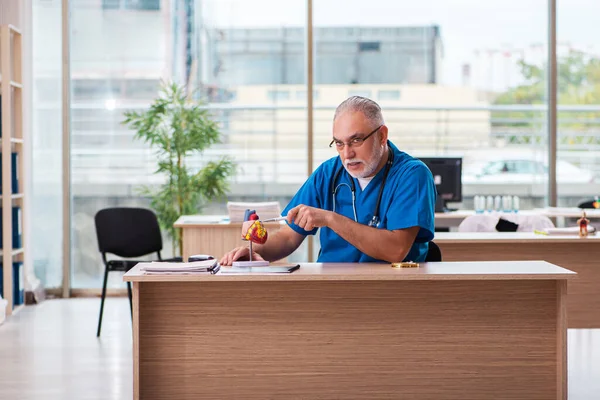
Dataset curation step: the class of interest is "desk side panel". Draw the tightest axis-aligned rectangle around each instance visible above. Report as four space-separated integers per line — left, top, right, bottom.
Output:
138 280 559 400
438 241 600 328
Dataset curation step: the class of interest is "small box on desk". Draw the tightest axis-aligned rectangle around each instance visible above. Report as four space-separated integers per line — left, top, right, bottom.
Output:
0 262 25 305
0 152 19 194
0 206 22 249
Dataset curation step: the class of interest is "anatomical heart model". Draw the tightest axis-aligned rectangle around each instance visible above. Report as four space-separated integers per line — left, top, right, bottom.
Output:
237 209 269 266
242 214 268 244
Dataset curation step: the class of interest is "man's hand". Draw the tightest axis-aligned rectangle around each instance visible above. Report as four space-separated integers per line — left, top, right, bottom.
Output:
220 246 266 266
286 205 333 232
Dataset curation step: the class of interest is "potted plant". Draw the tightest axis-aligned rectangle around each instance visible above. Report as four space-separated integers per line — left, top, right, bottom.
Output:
122 82 236 256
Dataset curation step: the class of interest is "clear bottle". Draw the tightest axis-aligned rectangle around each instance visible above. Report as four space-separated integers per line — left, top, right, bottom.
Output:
486 196 494 212
494 195 502 211
474 196 483 213
513 195 520 213
502 195 512 212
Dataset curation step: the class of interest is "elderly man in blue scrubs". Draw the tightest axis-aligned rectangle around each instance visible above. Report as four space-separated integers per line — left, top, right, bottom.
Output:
220 96 436 265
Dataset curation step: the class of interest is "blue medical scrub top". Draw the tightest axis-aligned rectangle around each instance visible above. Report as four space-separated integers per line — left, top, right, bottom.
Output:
282 141 436 263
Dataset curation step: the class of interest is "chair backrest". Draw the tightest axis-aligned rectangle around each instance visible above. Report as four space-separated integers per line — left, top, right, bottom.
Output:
94 207 163 258
458 214 554 233
578 200 596 209
425 241 442 262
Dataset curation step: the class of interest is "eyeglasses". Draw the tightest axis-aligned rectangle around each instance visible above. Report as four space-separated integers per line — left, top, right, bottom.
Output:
329 125 382 150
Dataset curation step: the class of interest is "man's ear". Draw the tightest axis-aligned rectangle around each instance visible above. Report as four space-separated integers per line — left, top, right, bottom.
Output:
379 125 389 145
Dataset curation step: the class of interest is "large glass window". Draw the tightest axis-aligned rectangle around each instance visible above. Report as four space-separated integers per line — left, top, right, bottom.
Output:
32 0 63 288
70 0 306 288
314 0 548 213
557 0 600 208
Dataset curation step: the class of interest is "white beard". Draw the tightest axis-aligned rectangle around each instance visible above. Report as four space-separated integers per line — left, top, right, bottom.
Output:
344 145 386 178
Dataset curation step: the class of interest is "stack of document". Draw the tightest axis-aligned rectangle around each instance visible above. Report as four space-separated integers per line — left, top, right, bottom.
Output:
541 226 596 235
227 201 281 222
139 259 220 275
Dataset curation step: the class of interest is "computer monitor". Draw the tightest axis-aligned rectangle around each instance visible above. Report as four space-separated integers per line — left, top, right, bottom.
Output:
418 157 462 212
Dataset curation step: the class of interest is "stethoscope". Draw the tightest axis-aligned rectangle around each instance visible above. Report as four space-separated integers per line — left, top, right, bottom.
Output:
331 149 394 228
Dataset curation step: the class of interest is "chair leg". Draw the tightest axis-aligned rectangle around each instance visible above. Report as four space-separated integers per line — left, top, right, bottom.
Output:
97 264 110 337
127 282 133 320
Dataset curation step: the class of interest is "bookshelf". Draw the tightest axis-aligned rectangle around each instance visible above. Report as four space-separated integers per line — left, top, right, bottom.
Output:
0 24 24 318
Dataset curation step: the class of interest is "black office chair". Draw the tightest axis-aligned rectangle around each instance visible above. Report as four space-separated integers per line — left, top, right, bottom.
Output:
425 241 442 262
94 207 181 337
578 200 597 209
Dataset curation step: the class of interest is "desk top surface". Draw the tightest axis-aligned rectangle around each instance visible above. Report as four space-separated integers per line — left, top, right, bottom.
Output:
434 232 600 243
124 260 574 283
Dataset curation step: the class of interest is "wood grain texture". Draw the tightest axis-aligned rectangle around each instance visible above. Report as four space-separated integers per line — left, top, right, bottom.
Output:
557 280 567 400
435 232 600 243
133 283 140 400
438 241 599 328
136 279 563 399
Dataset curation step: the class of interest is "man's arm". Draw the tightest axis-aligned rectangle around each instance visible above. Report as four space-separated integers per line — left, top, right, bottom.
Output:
327 213 419 262
253 224 305 261
220 224 305 265
286 204 419 262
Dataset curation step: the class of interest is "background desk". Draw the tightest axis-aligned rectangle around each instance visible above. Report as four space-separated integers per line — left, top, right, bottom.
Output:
125 261 573 400
174 215 284 261
435 232 600 328
436 208 600 228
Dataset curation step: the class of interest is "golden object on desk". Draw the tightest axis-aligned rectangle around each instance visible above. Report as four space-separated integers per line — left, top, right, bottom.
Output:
578 211 590 237
391 261 419 268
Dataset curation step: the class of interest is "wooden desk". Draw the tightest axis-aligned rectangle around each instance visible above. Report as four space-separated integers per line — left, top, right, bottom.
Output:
435 232 600 328
174 215 284 261
435 208 600 228
125 261 573 400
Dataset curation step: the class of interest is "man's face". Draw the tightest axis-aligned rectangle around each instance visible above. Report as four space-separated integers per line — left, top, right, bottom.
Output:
332 111 387 178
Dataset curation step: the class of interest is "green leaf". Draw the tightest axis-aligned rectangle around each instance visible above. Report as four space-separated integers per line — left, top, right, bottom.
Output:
121 81 237 256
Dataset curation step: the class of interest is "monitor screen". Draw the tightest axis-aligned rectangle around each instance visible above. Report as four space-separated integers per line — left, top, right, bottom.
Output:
419 157 462 203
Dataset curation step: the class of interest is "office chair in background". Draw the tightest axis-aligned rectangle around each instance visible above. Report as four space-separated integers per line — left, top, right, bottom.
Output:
425 241 442 262
578 200 598 209
94 207 181 337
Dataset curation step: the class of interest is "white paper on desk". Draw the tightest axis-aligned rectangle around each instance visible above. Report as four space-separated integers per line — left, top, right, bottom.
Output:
220 264 299 274
140 259 218 273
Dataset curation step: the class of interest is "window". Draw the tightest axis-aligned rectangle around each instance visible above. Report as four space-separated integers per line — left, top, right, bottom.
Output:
358 41 380 52
102 0 160 10
296 90 319 100
348 90 372 98
267 90 290 101
378 90 401 101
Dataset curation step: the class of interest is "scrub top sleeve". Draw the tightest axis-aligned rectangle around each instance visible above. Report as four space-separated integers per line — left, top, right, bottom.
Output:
282 168 324 236
386 162 435 242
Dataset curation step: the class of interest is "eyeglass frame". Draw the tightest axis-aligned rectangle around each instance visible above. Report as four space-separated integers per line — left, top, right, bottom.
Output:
329 125 383 149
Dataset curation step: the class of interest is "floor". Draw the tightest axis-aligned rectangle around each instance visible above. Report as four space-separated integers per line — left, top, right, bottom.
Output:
0 299 132 400
0 298 598 399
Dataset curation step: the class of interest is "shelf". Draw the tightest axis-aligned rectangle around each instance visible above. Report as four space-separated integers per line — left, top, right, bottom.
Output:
0 138 24 145
1 23 25 319
0 193 24 200
0 248 24 257
0 79 22 89
8 25 21 36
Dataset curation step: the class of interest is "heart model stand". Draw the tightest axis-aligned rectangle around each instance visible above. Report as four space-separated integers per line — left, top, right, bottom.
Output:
238 210 269 266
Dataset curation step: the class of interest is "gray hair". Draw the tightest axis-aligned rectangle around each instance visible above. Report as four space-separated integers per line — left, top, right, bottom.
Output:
333 96 385 126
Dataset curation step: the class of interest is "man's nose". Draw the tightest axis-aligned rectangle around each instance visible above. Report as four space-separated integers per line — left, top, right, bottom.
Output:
342 144 355 159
